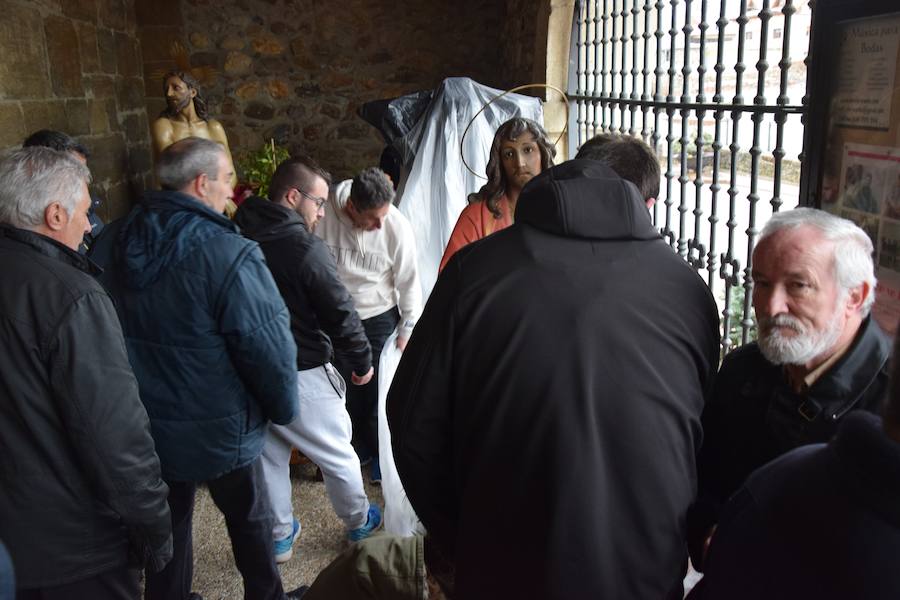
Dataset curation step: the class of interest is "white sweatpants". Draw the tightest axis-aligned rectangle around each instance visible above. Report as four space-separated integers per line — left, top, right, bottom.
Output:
261 363 369 538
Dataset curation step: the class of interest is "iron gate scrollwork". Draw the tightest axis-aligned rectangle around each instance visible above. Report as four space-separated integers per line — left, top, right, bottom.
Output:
569 0 812 354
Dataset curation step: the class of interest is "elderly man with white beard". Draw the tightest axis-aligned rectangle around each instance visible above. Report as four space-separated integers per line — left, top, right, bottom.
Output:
687 207 891 572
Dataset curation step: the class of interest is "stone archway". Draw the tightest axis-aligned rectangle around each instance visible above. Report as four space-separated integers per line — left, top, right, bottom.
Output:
533 0 577 160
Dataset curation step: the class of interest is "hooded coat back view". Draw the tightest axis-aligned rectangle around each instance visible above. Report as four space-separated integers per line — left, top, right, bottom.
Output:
388 160 720 600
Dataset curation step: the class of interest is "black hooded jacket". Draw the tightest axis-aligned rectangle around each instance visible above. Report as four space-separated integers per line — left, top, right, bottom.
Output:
689 411 900 600
388 160 720 600
234 196 372 374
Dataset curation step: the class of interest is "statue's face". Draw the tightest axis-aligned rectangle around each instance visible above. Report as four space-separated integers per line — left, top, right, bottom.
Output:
165 75 195 113
499 131 542 192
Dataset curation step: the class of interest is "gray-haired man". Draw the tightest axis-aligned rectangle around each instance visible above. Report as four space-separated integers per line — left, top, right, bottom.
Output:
0 147 172 598
689 207 891 570
91 137 305 600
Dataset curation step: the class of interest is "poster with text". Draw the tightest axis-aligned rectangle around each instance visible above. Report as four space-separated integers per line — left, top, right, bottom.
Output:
832 17 900 130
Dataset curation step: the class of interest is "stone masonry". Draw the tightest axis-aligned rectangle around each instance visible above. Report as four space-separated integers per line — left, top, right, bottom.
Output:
0 0 152 221
135 0 542 184
1 0 554 218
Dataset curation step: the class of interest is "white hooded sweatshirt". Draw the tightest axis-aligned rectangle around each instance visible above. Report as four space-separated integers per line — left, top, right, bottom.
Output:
316 179 422 339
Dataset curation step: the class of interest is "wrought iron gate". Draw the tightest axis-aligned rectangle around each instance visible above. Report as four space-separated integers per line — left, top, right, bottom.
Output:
568 0 811 353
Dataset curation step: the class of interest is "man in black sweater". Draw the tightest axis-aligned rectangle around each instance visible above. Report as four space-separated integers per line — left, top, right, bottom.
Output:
234 156 381 563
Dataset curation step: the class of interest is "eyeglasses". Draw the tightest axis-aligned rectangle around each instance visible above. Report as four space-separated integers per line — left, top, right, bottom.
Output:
294 188 327 210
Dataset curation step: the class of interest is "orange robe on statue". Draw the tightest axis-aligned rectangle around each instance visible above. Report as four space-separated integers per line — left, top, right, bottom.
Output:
439 194 513 272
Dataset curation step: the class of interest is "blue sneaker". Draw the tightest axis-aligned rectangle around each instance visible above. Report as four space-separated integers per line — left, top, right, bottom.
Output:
370 458 381 485
348 504 382 542
274 517 300 563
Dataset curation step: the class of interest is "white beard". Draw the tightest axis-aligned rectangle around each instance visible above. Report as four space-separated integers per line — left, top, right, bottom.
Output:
757 309 844 366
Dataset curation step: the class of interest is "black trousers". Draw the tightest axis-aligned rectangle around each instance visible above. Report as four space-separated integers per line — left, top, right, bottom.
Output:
335 306 399 461
17 566 139 600
144 457 284 600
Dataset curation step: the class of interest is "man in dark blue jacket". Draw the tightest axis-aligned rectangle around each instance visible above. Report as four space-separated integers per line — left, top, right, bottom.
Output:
91 137 303 600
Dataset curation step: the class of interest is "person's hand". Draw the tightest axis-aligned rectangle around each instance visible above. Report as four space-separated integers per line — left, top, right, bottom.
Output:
396 336 409 352
351 366 374 386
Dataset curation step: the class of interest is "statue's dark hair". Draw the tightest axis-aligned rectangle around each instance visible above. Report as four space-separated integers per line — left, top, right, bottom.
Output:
160 71 208 121
473 117 556 219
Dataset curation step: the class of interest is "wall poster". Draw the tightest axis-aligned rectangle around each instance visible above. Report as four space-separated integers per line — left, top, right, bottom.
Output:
820 12 900 334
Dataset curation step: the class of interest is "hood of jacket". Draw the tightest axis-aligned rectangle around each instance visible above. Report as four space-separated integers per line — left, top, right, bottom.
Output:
118 189 236 290
233 194 308 242
515 159 661 241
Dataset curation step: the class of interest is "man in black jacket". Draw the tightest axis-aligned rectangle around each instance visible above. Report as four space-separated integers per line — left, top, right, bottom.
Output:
388 156 720 600
0 147 172 598
688 207 890 570
234 156 382 563
688 329 900 600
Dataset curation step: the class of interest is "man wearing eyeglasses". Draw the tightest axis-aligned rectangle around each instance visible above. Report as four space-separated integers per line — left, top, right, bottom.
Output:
234 156 382 563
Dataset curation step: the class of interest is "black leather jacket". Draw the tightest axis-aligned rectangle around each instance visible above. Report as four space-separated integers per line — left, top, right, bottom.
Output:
688 316 891 568
0 225 172 587
234 196 372 375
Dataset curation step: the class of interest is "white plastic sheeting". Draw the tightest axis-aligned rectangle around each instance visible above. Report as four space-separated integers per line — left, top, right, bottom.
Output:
376 329 424 536
394 76 544 301
376 77 543 536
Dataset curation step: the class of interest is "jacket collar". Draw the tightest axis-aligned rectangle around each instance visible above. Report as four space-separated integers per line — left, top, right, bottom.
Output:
807 316 891 404
140 189 238 233
232 195 308 242
515 159 660 241
0 223 101 275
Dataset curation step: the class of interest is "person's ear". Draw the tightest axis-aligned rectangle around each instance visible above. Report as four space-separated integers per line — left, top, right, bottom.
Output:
645 197 656 210
845 282 870 314
189 87 197 99
43 201 67 232
194 173 209 198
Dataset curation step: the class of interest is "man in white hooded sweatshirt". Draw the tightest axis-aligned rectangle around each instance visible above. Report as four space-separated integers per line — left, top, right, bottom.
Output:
317 167 421 480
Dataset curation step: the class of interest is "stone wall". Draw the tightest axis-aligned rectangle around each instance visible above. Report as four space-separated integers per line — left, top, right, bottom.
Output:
0 0 150 221
135 0 547 183
502 0 544 92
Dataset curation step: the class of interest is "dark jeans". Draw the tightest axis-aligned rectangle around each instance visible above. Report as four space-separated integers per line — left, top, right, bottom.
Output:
17 566 139 600
144 458 284 600
335 306 399 461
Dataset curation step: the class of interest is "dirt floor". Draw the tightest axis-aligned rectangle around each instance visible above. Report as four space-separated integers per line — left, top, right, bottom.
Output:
189 461 383 599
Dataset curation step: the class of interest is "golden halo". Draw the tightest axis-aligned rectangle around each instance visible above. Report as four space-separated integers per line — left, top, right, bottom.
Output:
460 83 570 180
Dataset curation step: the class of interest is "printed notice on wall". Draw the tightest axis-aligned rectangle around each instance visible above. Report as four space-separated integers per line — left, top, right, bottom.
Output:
832 16 900 131
830 143 900 334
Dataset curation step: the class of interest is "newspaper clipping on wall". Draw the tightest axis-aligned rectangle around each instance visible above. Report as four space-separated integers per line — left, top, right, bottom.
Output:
823 13 900 334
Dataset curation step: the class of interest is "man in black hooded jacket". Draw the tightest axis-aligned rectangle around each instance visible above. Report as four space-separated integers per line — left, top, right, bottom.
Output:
234 156 382 562
388 152 720 600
